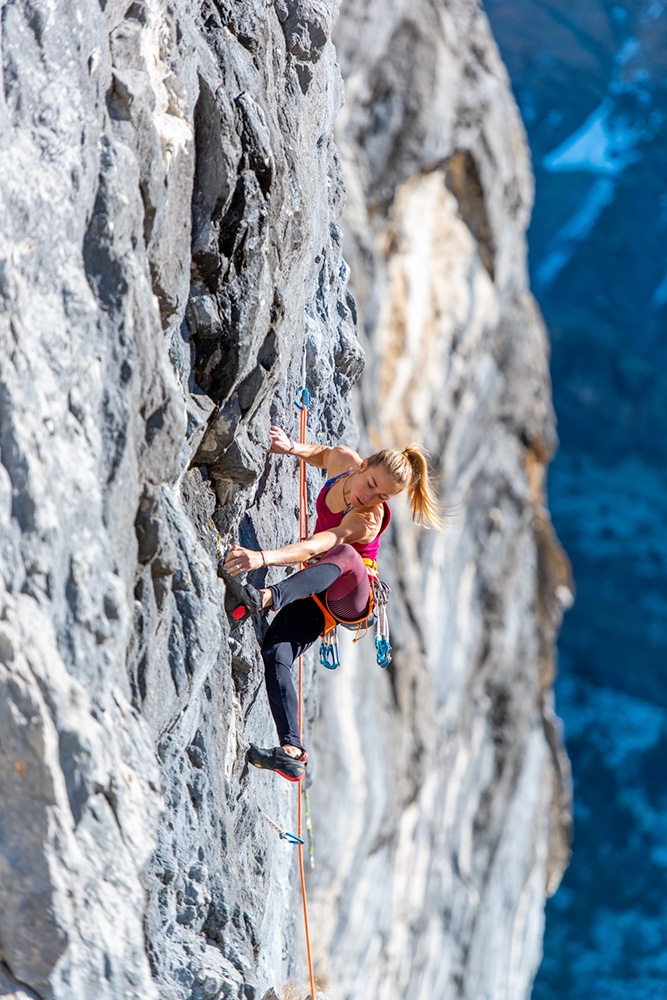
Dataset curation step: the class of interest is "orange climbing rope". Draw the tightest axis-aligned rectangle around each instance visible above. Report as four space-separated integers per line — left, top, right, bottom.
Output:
295 388 317 1000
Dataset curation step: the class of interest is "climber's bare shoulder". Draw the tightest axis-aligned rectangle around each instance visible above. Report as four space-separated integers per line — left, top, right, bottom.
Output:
324 445 362 478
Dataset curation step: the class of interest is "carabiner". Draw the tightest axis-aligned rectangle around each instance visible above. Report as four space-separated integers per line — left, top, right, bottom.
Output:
319 630 340 670
281 830 305 845
375 635 392 669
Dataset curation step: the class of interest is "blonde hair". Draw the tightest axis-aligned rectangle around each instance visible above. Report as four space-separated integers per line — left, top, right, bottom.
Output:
366 444 445 530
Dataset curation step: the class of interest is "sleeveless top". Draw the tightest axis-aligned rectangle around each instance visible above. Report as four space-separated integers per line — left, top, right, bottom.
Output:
314 471 391 564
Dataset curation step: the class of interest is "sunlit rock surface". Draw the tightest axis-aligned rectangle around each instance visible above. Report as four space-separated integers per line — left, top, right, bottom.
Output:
0 1 568 998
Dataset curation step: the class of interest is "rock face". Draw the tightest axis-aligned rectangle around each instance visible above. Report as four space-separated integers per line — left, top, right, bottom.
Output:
0 1 569 999
304 3 572 998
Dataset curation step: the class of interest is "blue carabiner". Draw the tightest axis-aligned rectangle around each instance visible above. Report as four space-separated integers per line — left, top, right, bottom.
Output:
294 385 310 411
375 635 392 669
281 830 305 845
319 639 341 670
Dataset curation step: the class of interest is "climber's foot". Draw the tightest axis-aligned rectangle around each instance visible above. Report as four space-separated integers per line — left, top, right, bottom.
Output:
217 563 264 625
246 744 308 782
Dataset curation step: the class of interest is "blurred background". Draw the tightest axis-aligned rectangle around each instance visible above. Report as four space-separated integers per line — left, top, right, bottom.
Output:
483 1 667 997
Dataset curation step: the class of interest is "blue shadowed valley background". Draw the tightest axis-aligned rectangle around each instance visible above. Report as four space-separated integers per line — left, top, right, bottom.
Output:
484 1 667 997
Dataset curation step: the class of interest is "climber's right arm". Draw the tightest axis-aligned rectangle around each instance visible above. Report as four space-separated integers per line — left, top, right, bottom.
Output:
269 426 361 472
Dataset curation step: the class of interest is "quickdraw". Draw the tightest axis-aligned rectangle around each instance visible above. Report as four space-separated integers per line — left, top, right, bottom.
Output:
372 579 392 668
257 806 304 846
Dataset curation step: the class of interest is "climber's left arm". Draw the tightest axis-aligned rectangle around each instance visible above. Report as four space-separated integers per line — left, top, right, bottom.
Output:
224 506 383 573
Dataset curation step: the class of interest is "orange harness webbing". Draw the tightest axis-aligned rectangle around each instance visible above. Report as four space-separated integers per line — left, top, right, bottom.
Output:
311 556 378 637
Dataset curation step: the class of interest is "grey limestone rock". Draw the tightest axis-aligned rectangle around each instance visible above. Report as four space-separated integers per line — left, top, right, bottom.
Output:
0 0 569 999
0 0 350 996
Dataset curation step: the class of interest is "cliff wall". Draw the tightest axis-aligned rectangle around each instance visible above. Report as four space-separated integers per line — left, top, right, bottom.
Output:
0 1 569 999
306 3 573 997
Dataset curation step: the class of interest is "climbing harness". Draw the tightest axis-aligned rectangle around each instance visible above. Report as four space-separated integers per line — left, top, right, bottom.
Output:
312 583 376 639
258 806 304 846
313 563 393 671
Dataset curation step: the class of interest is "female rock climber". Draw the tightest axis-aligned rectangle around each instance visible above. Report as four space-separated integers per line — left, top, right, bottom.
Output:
219 426 443 782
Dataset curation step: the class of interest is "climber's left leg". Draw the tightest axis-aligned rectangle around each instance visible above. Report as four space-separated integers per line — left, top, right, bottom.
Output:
266 561 340 611
260 597 324 750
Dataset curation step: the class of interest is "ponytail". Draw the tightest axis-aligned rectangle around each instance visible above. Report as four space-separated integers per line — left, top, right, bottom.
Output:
366 443 446 530
402 444 446 530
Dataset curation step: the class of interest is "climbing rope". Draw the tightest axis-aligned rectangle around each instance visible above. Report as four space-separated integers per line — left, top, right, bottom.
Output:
294 385 317 1000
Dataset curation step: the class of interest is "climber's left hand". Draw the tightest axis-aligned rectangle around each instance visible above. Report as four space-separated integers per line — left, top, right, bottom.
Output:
223 544 264 575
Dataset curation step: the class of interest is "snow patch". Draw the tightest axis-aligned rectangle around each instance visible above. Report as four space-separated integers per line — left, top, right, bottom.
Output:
543 99 642 175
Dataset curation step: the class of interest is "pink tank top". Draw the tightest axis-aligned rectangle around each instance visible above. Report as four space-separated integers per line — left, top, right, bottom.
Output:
314 472 391 564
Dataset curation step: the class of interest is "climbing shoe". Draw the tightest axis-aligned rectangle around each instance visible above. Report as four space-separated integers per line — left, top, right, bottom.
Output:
217 563 264 626
246 743 308 783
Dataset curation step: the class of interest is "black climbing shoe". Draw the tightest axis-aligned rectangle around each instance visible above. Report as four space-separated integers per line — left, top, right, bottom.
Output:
246 744 308 783
217 563 264 625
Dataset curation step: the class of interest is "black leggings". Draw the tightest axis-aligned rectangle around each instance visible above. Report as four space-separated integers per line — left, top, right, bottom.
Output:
261 544 370 749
